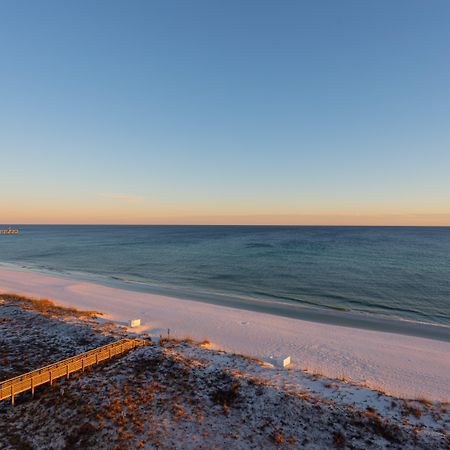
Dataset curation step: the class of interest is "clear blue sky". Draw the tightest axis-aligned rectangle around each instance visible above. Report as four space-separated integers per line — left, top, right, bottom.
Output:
1 0 449 224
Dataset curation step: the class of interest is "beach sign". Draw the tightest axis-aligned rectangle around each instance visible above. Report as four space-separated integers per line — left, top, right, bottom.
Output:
128 319 141 328
267 355 291 368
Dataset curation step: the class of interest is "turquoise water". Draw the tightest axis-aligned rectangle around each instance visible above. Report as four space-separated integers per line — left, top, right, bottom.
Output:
0 225 449 326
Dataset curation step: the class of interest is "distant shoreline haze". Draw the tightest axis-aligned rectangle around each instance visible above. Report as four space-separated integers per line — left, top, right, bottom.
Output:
1 212 450 227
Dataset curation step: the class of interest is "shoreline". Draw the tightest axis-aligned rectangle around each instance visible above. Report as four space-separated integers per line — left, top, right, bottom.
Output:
0 266 449 401
1 261 449 343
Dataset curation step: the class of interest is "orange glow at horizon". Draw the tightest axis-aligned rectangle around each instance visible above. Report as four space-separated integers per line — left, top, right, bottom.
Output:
1 197 449 226
2 211 450 226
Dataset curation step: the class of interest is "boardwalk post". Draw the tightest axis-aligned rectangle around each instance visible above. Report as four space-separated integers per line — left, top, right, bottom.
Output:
11 385 14 407
66 364 70 380
50 371 53 386
82 358 84 373
31 376 35 397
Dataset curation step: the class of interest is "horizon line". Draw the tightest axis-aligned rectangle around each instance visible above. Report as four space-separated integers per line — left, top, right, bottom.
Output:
2 223 450 228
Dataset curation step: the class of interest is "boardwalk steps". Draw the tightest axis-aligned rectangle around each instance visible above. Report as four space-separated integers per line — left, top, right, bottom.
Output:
0 338 148 406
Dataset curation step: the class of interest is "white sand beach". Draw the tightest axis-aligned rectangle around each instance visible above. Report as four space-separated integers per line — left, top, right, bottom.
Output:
0 267 449 402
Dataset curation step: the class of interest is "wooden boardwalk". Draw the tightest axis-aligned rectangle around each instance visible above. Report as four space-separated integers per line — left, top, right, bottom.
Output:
0 338 148 406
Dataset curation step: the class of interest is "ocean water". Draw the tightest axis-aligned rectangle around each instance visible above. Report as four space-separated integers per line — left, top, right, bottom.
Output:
0 225 449 327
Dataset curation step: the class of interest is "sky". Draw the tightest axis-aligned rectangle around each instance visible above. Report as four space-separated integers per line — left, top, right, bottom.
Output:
1 0 449 225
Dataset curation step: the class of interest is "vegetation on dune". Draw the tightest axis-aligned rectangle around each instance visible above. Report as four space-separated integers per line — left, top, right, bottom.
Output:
0 293 101 319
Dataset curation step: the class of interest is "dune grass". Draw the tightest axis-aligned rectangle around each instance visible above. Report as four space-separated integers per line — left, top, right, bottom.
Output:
0 292 101 319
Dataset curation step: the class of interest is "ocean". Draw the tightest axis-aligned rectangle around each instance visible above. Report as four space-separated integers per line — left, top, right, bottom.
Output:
0 225 449 328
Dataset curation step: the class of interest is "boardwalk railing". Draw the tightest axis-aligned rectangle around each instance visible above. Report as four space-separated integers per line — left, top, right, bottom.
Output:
0 338 148 405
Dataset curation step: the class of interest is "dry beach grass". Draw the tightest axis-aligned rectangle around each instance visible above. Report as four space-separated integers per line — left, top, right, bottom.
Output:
0 294 449 449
